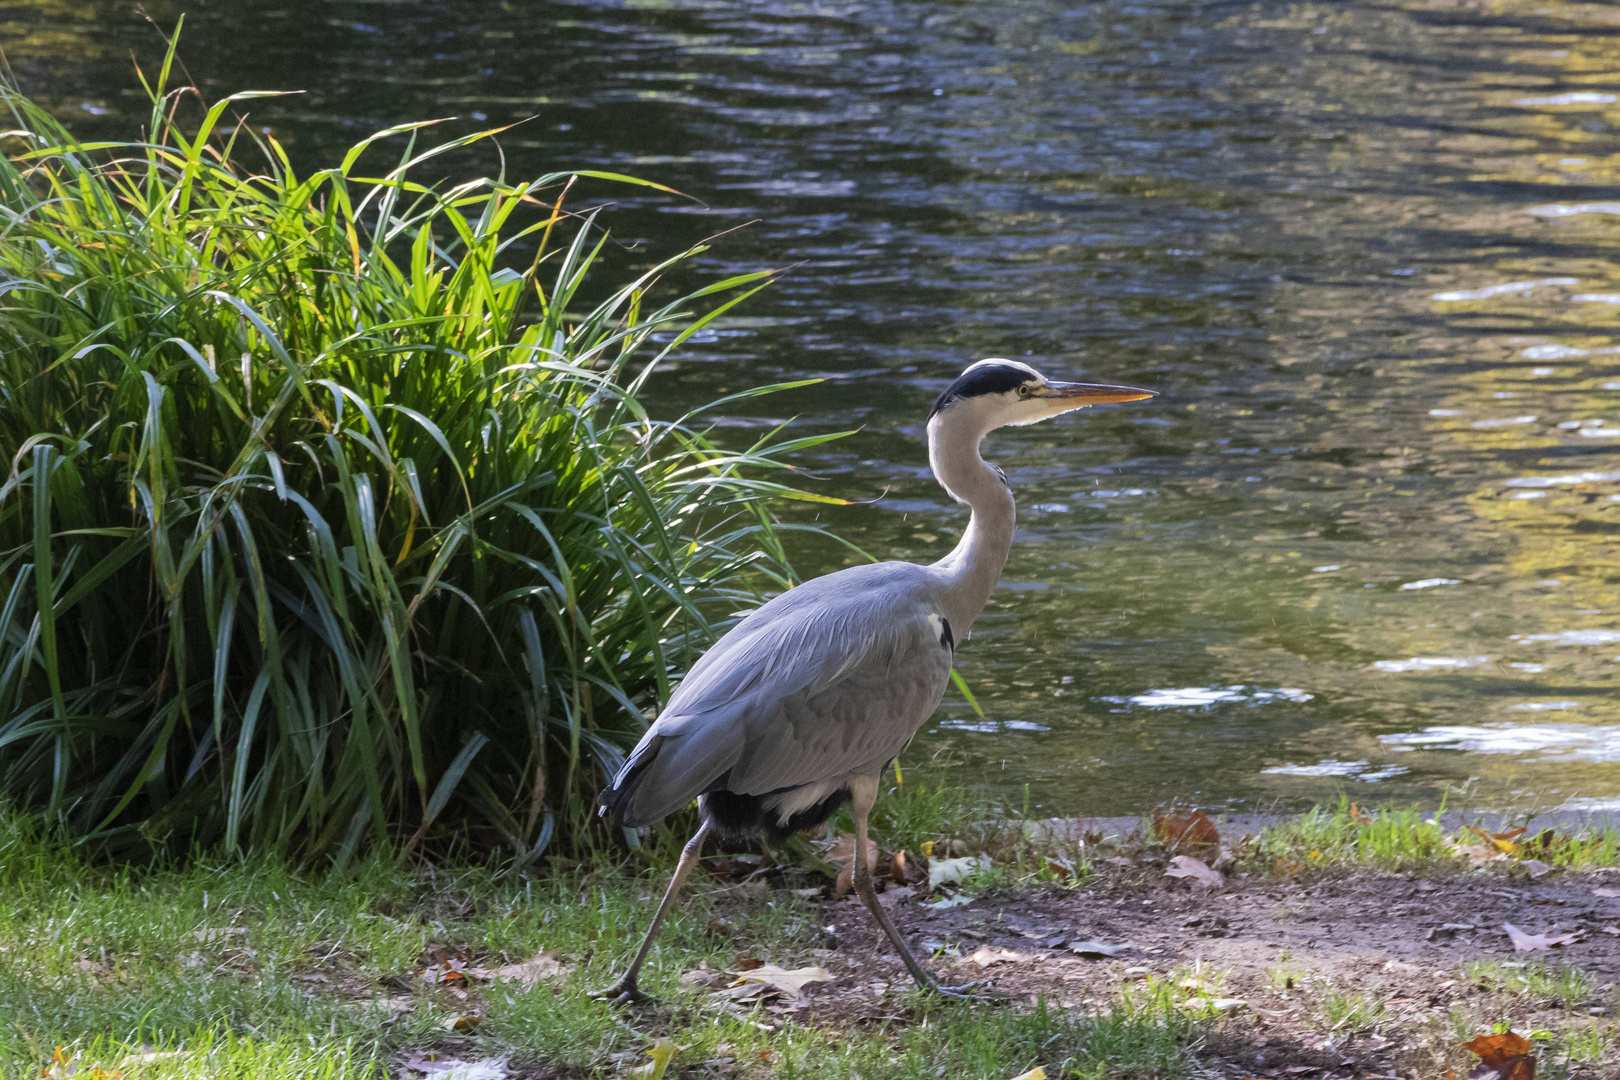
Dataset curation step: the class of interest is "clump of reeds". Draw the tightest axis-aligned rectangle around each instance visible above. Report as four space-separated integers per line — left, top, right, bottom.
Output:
0 35 837 864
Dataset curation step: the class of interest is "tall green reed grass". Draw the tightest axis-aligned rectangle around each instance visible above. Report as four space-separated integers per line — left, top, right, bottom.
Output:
0 35 840 865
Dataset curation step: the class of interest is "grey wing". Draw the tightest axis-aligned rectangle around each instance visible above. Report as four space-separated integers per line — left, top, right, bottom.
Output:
603 563 953 827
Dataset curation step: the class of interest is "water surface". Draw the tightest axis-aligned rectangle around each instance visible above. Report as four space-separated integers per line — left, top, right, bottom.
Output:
15 0 1620 815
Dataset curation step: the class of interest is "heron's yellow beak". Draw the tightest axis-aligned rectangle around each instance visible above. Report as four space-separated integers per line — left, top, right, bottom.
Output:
1032 381 1157 414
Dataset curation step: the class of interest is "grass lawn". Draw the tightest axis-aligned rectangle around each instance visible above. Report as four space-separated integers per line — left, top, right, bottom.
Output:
0 805 1186 1080
6 796 1620 1079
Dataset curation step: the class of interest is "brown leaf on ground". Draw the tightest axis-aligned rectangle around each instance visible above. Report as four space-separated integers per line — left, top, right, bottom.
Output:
1450 842 1504 868
1044 855 1081 881
441 1014 482 1033
1349 802 1374 825
824 836 879 899
1503 922 1581 951
966 946 1029 968
728 964 833 1000
465 951 567 988
1518 859 1553 879
1164 854 1224 889
1468 825 1527 856
419 958 469 987
679 966 726 990
1153 809 1219 851
891 850 908 883
1461 1030 1535 1080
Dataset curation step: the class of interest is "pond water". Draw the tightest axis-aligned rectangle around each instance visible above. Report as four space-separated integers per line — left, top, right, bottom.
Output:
17 0 1620 816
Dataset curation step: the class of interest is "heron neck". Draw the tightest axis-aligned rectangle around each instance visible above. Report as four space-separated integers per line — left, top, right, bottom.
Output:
926 413 1015 634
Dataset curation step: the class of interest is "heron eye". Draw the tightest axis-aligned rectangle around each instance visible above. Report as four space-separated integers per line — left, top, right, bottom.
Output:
1018 384 1031 397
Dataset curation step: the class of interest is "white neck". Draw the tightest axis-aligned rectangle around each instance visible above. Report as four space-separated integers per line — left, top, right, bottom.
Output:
925 406 1016 634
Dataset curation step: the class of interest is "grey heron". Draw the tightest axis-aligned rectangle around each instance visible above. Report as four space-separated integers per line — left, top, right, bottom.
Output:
594 359 1155 1003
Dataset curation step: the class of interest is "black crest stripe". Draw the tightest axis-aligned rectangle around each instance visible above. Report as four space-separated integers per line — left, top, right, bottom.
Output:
929 363 1032 419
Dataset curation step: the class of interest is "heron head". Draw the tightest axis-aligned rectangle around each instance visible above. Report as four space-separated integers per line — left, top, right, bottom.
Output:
928 359 1156 431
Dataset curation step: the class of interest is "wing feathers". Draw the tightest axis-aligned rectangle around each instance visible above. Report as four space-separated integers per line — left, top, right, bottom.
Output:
600 562 953 827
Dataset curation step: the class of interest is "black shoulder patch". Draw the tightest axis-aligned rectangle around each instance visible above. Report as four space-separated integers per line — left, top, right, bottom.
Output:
929 363 1032 419
939 617 954 650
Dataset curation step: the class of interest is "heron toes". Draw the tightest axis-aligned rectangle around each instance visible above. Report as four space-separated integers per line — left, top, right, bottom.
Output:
588 979 652 1007
927 979 1006 1002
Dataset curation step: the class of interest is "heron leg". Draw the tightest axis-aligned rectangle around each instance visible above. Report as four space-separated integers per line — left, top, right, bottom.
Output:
590 819 711 1006
848 776 982 998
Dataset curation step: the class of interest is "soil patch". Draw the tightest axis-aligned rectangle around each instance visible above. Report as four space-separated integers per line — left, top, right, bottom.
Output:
783 865 1620 1078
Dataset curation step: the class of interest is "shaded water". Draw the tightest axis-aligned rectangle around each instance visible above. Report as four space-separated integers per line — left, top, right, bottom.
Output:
15 0 1620 815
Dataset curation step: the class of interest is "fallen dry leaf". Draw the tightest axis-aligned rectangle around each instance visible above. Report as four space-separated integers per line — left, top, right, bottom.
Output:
878 885 915 908
1008 1069 1048 1080
1461 1030 1534 1080
1519 859 1552 879
466 951 566 988
441 1014 483 1034
1180 996 1247 1013
728 965 833 1000
891 850 909 882
966 946 1029 968
1450 841 1504 868
1068 940 1128 958
1153 809 1220 851
1348 802 1374 825
824 835 880 899
680 966 726 990
1468 825 1527 856
928 854 991 890
1164 854 1223 889
1594 887 1620 898
630 1041 678 1080
400 1053 509 1080
1044 855 1078 881
419 958 469 987
1503 923 1580 951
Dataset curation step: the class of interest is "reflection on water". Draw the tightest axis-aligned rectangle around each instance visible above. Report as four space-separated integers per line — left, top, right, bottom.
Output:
13 0 1620 814
1261 760 1408 782
1384 724 1620 762
1100 686 1313 709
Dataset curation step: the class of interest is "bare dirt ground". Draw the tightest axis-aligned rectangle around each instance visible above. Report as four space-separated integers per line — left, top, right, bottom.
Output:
787 864 1620 1079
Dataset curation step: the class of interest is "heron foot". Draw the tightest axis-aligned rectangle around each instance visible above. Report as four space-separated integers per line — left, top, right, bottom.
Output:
588 978 652 1007
924 979 1006 1002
